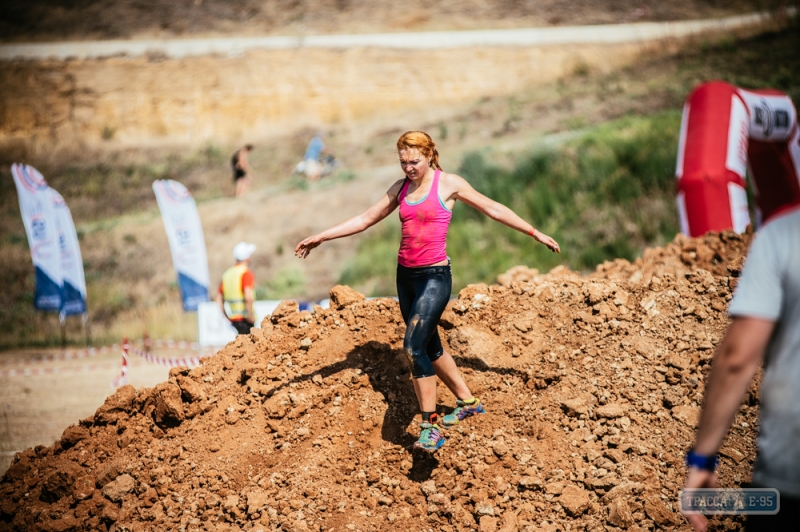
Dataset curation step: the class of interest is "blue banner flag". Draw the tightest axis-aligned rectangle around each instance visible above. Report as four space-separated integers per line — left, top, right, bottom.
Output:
153 180 210 311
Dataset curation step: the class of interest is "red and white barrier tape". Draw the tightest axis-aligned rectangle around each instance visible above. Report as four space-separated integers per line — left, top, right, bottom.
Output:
128 346 210 368
0 361 120 378
0 338 217 381
0 344 120 367
110 338 217 388
110 342 130 388
0 338 208 368
141 337 205 351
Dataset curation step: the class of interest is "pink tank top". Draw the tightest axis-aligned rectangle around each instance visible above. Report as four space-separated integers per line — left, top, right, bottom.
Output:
397 170 453 267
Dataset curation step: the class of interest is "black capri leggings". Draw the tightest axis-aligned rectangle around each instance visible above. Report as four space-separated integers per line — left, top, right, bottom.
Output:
396 263 452 379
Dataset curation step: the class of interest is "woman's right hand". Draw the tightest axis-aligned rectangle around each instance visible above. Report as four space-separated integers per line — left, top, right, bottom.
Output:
295 235 324 259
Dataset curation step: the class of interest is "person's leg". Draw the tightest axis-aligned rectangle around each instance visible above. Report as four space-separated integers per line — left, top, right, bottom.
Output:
433 341 485 427
412 376 437 412
412 268 483 423
397 268 436 411
403 270 450 406
409 270 485 427
397 266 450 451
432 351 472 399
305 159 321 182
231 320 251 335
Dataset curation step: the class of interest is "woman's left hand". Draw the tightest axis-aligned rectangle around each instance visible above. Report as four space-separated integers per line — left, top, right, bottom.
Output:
295 235 324 258
534 230 561 253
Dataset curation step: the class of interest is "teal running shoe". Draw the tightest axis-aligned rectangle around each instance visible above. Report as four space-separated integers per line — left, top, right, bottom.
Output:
442 398 485 427
413 422 445 452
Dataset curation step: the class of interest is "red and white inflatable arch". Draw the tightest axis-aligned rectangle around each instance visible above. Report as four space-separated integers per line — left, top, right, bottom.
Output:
675 81 800 237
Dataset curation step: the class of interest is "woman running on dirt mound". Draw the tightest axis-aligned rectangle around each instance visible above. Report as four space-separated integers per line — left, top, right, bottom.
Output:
295 131 560 452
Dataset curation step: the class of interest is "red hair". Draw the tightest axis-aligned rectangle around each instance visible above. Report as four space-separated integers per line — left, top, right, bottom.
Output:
396 131 441 170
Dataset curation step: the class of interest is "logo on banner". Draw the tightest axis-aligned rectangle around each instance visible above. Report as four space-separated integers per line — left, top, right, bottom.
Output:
161 180 192 204
753 99 791 139
58 228 77 269
754 101 773 137
32 214 47 240
18 164 48 193
178 227 189 245
31 214 55 260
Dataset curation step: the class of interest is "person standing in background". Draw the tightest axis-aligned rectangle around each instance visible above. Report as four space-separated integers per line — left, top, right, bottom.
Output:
231 144 254 197
215 242 256 335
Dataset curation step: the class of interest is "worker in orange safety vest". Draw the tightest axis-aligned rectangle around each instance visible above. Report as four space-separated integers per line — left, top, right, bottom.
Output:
215 241 256 335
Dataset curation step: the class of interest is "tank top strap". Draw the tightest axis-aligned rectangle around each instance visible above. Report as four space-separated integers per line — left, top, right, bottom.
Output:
398 177 411 202
431 169 442 205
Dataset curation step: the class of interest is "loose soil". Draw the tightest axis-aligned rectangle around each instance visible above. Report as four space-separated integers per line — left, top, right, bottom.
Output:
1 229 759 531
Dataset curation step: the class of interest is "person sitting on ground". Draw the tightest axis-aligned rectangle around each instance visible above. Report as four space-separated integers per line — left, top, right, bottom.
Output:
231 144 254 197
302 132 328 182
215 242 256 335
295 130 560 452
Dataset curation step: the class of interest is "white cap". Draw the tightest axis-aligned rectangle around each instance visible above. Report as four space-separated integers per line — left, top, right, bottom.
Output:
233 241 256 261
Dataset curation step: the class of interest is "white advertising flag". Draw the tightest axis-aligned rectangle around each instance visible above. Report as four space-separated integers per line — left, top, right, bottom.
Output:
152 179 210 311
11 163 62 311
49 188 87 315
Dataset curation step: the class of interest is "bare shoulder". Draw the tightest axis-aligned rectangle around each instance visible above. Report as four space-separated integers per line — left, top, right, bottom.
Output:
441 170 470 184
439 171 472 195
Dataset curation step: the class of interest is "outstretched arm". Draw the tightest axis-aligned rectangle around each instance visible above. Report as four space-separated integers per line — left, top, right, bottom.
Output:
295 180 404 258
447 173 560 252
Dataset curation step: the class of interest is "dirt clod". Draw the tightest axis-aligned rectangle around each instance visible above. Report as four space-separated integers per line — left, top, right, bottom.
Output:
329 284 366 309
559 484 591 517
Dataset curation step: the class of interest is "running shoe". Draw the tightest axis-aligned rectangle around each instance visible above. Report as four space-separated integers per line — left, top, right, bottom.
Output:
442 398 485 427
413 422 445 452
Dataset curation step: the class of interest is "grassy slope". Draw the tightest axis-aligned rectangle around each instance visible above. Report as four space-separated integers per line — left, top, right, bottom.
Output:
0 18 798 348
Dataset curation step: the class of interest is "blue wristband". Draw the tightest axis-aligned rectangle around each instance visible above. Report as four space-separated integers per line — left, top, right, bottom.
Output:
685 449 719 472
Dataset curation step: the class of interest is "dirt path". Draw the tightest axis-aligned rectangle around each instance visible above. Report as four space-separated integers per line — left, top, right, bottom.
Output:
0 0 773 43
0 12 776 61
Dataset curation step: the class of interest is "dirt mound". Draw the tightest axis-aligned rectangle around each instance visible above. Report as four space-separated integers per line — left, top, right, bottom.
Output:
1 230 758 532
499 229 752 288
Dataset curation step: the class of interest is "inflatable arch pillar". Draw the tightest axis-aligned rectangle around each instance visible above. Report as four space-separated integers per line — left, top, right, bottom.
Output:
675 81 800 237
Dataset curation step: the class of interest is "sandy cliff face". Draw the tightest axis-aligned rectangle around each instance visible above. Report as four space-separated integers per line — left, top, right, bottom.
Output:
0 41 667 153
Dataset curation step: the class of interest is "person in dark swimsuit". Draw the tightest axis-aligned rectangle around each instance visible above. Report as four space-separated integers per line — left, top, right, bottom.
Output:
231 144 254 197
